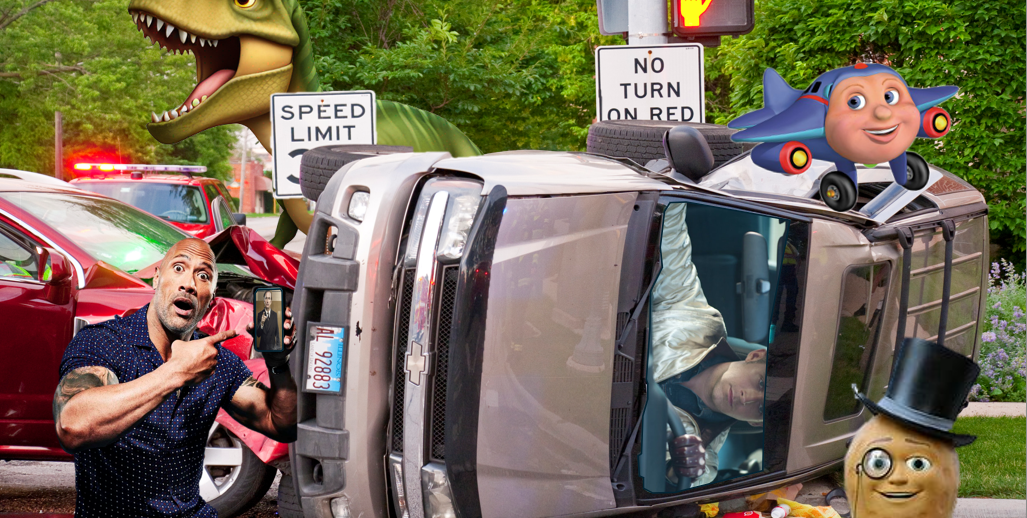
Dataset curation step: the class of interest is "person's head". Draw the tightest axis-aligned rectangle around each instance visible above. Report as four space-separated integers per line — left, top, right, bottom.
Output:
824 72 921 165
844 414 959 518
151 238 218 336
705 348 767 424
263 290 272 310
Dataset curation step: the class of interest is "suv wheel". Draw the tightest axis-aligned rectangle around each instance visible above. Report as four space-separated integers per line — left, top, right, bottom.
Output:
300 145 413 202
586 121 744 168
276 473 304 518
201 422 276 518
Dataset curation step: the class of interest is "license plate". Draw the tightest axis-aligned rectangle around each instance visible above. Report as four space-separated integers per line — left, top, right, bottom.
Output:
304 323 346 393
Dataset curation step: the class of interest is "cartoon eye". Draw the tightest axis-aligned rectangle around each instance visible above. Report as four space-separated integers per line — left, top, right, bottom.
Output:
235 0 256 8
884 89 900 105
847 94 866 110
907 456 932 472
862 448 892 479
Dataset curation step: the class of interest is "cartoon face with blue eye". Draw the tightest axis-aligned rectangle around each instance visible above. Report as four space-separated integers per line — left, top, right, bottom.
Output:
845 415 961 518
824 73 923 165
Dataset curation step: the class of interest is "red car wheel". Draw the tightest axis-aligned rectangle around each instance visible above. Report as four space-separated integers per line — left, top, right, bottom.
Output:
922 107 951 138
779 141 812 175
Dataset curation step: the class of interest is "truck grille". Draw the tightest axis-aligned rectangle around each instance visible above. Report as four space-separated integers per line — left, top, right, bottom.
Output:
390 268 416 453
429 266 460 461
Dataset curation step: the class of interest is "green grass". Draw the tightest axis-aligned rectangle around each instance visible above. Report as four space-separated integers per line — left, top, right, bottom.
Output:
245 212 280 218
953 416 1026 498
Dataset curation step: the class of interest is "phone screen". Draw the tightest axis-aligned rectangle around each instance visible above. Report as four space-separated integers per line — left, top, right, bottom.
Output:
253 287 285 353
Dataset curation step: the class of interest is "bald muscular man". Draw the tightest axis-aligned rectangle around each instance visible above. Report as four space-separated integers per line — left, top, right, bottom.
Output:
53 238 297 517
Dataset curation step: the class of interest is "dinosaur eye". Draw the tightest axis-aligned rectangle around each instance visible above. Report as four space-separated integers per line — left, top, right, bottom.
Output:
235 0 256 8
907 456 932 472
847 94 866 110
884 89 900 105
862 448 892 479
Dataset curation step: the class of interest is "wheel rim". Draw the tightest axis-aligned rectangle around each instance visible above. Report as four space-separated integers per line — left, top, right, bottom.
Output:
825 185 840 200
200 422 246 501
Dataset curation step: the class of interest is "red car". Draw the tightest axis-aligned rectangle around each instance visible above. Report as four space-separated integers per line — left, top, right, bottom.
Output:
0 170 297 517
69 163 246 239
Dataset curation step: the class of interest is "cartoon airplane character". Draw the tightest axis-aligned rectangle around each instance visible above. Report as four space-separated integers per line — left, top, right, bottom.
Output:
728 63 957 212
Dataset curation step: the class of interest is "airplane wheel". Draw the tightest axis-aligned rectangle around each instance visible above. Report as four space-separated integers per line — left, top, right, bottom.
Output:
820 172 857 212
779 141 812 175
903 152 930 191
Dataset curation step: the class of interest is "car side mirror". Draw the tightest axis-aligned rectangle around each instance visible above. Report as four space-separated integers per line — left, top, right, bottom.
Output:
233 213 246 226
662 125 715 183
39 247 72 284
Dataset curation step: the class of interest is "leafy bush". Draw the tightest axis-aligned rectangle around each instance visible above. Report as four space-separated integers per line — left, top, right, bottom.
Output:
970 260 1027 402
709 0 1026 266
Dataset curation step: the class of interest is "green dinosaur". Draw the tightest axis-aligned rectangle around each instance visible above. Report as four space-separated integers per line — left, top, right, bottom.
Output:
126 0 481 246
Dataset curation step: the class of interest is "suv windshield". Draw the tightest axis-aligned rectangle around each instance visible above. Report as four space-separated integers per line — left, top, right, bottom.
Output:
0 192 188 273
76 182 209 224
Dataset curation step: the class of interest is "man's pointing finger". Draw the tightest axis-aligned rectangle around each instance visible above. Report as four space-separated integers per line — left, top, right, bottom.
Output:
207 329 238 344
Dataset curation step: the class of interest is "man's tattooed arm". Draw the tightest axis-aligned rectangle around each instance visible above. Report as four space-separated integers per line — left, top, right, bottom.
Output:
52 366 119 422
240 376 269 391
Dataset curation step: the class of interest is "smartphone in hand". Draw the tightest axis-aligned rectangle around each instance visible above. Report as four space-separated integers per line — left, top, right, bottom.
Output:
253 287 285 353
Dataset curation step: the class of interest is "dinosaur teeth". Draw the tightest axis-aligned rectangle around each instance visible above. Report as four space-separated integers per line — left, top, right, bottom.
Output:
199 38 206 47
161 111 170 122
192 98 200 107
181 104 190 114
151 112 160 123
211 39 217 48
169 108 179 120
145 15 152 27
165 23 174 38
190 34 196 44
156 19 164 31
132 12 138 23
179 29 188 44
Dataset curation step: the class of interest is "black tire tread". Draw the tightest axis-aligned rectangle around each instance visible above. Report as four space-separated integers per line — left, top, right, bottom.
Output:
300 145 412 201
586 121 744 168
276 473 304 518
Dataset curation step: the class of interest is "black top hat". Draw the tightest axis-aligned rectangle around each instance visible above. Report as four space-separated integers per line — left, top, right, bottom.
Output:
855 338 980 447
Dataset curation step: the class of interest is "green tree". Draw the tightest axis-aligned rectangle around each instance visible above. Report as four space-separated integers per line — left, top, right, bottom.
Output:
0 0 235 181
710 0 1026 262
306 0 619 153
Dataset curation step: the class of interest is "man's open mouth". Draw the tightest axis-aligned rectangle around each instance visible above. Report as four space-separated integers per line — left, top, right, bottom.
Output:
864 124 899 136
878 491 919 500
172 296 197 318
131 10 240 123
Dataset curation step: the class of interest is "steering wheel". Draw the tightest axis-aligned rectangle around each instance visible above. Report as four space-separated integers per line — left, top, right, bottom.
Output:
666 399 693 491
160 210 189 221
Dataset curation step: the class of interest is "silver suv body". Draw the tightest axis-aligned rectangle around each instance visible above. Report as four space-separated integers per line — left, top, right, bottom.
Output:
288 147 988 518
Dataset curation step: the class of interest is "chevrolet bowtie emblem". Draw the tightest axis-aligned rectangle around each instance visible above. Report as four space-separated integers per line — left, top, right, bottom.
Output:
405 340 429 385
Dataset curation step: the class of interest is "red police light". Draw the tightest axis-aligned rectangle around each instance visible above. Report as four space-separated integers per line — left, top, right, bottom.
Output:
672 0 754 38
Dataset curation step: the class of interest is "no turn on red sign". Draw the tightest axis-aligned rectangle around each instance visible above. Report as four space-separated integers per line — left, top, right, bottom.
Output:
270 91 377 199
595 44 704 123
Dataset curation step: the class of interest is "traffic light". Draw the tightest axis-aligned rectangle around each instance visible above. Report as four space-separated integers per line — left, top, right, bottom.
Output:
671 0 754 38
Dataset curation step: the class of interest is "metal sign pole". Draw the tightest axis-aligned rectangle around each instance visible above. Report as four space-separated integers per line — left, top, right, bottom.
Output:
627 0 668 45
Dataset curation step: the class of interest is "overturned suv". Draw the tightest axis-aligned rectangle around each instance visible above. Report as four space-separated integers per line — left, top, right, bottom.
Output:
284 122 989 518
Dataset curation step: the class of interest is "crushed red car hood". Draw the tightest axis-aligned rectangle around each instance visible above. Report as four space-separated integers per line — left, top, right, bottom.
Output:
205 226 299 289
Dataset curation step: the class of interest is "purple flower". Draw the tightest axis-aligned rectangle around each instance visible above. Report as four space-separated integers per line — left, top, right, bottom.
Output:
982 331 997 342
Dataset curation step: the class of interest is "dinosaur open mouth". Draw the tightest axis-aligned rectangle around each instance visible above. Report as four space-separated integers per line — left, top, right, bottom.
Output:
131 10 241 122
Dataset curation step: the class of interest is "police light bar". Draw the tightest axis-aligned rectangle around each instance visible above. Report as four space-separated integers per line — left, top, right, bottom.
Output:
671 0 754 38
73 163 207 174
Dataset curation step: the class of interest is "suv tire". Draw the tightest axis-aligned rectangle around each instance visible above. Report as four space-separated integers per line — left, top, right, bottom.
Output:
586 121 744 169
300 145 413 202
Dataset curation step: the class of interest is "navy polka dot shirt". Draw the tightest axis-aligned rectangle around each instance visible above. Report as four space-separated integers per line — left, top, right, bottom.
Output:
59 304 252 518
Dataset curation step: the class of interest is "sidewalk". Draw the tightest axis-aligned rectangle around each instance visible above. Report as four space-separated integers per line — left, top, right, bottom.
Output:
960 402 1027 417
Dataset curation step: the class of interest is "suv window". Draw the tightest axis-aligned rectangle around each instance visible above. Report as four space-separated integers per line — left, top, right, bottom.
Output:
203 184 221 208
643 201 795 493
823 263 891 421
214 181 236 211
212 196 236 232
0 227 38 281
76 182 209 224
